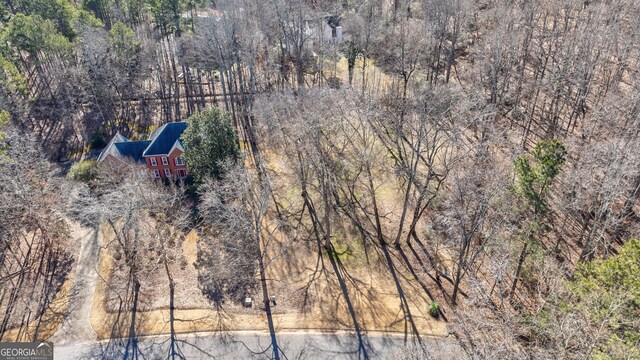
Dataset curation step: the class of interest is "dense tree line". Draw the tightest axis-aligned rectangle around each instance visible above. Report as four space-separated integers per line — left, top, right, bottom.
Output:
1 0 639 358
0 125 74 341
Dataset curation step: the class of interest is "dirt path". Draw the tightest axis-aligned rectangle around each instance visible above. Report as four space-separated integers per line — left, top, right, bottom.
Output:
49 225 99 345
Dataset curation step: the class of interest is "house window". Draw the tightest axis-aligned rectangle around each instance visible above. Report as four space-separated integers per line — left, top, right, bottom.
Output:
150 157 157 166
164 169 171 177
162 156 168 165
178 169 186 178
175 156 184 166
153 170 160 178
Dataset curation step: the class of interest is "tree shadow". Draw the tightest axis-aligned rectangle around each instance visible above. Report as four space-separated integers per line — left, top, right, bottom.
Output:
0 240 75 342
325 244 371 359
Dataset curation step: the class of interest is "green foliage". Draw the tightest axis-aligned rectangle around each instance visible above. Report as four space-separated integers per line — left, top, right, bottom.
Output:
147 0 206 36
10 0 77 40
514 139 567 214
0 110 8 150
109 22 139 59
88 132 107 150
3 14 72 57
593 336 640 360
71 9 104 33
147 0 185 36
526 239 640 357
181 107 240 184
68 159 99 183
0 3 9 23
0 110 8 126
121 0 146 25
531 139 567 181
329 241 355 263
572 239 640 356
346 40 358 85
573 238 640 317
429 301 440 318
0 56 28 95
82 0 113 26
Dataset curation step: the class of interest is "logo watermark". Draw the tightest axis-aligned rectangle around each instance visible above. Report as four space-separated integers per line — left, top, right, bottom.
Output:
0 342 53 360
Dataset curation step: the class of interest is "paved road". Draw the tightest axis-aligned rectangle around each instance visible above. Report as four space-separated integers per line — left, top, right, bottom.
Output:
54 331 460 359
50 226 99 345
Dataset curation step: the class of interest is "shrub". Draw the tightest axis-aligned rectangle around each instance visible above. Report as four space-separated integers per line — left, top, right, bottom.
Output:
429 301 440 319
68 159 98 183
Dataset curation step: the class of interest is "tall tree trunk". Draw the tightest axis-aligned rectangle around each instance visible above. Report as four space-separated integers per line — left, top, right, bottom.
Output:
510 241 528 298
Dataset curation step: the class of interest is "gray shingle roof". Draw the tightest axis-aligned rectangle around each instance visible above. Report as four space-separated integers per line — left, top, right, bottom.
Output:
114 141 151 163
97 133 129 162
143 122 188 156
98 122 188 164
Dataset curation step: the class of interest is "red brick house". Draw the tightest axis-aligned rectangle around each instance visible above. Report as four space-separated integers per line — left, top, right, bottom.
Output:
98 122 189 179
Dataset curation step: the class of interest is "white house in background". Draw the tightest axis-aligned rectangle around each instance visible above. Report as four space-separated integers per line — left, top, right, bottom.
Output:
303 12 344 47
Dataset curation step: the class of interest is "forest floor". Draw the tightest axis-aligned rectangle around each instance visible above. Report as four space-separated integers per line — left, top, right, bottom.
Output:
11 56 448 343
84 117 449 340
2 224 89 342
89 224 447 340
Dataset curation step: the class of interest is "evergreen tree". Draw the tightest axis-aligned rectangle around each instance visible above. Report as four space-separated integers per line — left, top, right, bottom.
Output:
181 107 240 184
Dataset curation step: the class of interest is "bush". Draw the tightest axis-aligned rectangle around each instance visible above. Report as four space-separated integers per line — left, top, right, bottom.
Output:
429 301 440 319
68 159 98 183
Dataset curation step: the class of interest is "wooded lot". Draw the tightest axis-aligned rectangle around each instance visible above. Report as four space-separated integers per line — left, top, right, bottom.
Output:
1 0 639 359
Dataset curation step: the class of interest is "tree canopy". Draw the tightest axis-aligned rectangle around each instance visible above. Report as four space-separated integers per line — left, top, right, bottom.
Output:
572 238 640 357
2 13 71 57
514 139 567 214
180 107 239 183
530 238 640 359
1 1 639 357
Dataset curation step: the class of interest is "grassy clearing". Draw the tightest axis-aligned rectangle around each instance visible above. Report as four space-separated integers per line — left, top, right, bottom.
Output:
325 56 396 90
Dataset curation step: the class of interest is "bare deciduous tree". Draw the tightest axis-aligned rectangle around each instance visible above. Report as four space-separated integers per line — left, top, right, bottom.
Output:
198 163 282 360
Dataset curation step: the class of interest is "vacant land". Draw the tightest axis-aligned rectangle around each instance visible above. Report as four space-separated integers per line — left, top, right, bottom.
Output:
94 222 446 338
2 1 640 359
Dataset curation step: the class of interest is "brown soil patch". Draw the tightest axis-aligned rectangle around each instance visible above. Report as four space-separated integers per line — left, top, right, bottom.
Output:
91 224 446 339
2 269 73 342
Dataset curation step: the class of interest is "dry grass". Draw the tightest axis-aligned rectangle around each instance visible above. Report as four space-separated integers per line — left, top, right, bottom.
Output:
88 115 449 339
2 273 73 342
90 222 446 339
325 56 396 91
